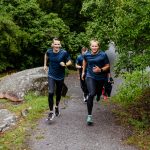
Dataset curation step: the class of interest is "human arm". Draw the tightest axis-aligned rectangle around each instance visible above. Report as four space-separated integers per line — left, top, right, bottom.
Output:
44 53 48 72
75 56 82 69
108 73 114 83
93 52 110 73
60 60 72 67
81 59 87 80
60 51 72 67
93 64 110 73
75 63 82 69
66 60 72 66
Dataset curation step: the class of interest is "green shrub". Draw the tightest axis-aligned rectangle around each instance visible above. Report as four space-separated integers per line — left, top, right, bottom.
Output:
127 87 150 129
114 71 150 106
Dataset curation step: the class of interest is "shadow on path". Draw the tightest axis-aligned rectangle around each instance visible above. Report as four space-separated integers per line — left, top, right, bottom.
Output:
28 73 137 150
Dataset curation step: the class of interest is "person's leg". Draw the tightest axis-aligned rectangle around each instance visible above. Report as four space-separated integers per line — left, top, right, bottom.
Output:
102 87 105 96
86 77 96 115
48 77 55 111
80 75 87 100
96 86 103 102
61 82 68 97
83 80 89 101
55 79 64 116
55 79 64 106
96 80 105 101
105 83 112 97
86 77 97 125
47 77 55 120
80 75 89 102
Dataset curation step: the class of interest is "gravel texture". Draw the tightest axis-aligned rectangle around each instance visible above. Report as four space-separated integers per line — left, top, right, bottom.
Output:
28 73 137 150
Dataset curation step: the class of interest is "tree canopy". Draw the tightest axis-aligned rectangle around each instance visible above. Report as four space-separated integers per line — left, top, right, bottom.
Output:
0 0 149 74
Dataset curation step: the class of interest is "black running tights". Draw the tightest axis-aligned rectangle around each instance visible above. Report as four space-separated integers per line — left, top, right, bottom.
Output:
48 77 64 111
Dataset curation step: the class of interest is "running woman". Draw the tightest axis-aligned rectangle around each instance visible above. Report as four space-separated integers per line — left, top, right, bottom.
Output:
44 38 72 121
82 39 110 125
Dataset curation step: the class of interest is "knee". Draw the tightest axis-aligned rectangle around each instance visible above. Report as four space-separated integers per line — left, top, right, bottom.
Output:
88 91 96 98
48 92 54 97
48 87 54 94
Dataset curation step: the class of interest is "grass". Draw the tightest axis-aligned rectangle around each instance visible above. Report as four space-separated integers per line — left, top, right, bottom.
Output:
0 69 76 150
112 100 150 150
126 131 150 150
0 93 57 150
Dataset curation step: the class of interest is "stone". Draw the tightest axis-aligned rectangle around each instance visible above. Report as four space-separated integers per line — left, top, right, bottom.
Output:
0 109 17 132
0 67 48 102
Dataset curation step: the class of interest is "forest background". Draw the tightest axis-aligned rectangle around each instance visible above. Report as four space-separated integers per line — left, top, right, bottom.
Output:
0 0 150 149
0 0 149 73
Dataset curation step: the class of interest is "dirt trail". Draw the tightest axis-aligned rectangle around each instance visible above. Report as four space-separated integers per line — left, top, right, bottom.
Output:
28 73 137 150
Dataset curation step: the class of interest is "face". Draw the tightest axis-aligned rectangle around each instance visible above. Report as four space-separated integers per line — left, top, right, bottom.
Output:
90 41 99 54
81 47 87 55
52 40 61 51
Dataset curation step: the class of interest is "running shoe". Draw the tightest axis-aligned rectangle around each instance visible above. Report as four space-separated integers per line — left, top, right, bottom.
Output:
55 107 60 116
86 115 93 125
86 95 89 100
83 95 87 102
46 112 55 121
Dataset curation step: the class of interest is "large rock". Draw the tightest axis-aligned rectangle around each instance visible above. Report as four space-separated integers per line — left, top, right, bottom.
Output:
0 109 17 132
0 67 48 102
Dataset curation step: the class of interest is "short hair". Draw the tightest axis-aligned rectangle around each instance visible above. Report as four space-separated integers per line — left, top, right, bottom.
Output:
90 39 100 47
81 47 87 52
51 37 61 47
52 37 60 42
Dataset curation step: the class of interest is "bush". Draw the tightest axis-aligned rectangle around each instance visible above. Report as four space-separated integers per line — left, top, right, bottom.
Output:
128 87 150 129
114 71 150 105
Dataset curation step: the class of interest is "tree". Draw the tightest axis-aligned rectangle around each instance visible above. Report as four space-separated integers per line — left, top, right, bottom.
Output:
114 0 150 74
37 0 87 33
0 0 70 71
81 0 117 50
0 12 27 71
81 0 150 74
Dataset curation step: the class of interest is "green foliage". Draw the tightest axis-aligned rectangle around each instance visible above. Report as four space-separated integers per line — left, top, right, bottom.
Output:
39 0 86 32
114 71 150 105
113 86 150 149
81 0 150 74
114 0 150 73
37 0 53 13
0 0 70 71
127 87 150 129
0 12 27 71
0 93 48 150
0 0 149 74
81 0 117 50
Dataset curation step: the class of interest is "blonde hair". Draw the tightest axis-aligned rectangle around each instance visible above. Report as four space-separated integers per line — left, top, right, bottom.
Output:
90 39 100 47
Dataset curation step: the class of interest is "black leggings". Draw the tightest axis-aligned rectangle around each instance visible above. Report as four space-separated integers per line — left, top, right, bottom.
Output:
86 77 105 115
104 82 112 97
79 74 89 97
48 77 64 111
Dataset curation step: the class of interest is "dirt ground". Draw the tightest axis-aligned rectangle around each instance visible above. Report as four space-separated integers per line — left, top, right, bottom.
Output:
28 72 137 150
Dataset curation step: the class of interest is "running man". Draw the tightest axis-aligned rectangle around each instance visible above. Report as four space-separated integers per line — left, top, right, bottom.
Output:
76 47 89 102
44 38 72 121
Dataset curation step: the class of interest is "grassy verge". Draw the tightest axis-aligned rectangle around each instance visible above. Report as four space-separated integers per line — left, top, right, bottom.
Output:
0 93 63 150
112 100 150 150
0 70 76 150
111 71 150 150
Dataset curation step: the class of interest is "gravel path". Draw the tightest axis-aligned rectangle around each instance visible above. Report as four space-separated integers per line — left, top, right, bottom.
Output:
28 73 137 150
